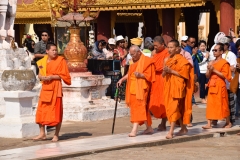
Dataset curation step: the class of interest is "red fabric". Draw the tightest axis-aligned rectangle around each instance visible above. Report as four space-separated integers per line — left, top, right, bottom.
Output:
36 98 63 126
36 56 71 126
149 48 169 118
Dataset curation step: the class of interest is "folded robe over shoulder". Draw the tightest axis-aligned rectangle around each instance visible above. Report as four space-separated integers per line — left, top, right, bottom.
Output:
164 54 194 125
149 48 169 118
125 54 155 125
36 55 71 126
206 59 231 120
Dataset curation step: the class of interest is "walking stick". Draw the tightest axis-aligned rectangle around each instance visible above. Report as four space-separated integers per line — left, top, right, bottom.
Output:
112 86 121 134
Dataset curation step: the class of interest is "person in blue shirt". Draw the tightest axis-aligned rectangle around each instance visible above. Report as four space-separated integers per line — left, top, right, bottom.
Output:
184 37 203 78
225 36 238 55
184 36 203 127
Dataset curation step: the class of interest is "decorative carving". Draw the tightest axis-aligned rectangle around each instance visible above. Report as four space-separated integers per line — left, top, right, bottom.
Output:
117 13 142 16
64 26 88 72
0 0 17 49
78 0 206 11
18 0 49 11
15 0 206 24
198 25 205 41
16 0 51 24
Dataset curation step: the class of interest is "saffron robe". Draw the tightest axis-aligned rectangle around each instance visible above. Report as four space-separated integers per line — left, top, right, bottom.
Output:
149 48 169 118
206 59 231 120
125 54 156 125
164 54 194 124
36 55 71 126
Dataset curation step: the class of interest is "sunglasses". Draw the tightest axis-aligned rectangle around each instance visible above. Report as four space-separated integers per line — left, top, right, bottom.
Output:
120 41 125 43
189 41 195 44
212 49 219 52
41 34 48 36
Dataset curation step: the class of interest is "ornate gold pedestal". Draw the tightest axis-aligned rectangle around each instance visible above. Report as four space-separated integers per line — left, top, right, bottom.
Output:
64 25 88 72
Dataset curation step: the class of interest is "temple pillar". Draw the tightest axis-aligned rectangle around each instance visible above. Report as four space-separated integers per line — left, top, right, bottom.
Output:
97 11 111 41
235 0 240 33
162 9 175 44
143 10 158 38
220 0 235 34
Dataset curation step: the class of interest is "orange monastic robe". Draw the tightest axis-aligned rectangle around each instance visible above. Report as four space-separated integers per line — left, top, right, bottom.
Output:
125 54 156 125
36 55 71 126
164 54 194 124
149 48 169 118
206 59 231 120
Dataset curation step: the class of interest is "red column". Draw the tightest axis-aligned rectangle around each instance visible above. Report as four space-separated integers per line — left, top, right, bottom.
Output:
97 11 111 42
162 9 175 45
220 0 235 34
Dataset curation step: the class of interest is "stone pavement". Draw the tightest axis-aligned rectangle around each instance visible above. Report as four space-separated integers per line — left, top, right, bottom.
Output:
0 115 239 159
0 105 206 151
0 102 239 160
68 135 240 160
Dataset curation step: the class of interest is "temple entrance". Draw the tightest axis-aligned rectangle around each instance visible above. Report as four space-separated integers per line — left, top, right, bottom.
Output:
114 9 161 44
182 1 219 49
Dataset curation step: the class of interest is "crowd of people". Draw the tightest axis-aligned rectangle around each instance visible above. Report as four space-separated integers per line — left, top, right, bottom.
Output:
112 30 240 139
28 27 240 141
88 35 154 76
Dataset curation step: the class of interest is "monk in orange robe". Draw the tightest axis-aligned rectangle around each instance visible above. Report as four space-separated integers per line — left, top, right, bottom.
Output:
149 36 169 131
117 45 155 137
163 40 194 139
33 43 71 142
202 43 231 129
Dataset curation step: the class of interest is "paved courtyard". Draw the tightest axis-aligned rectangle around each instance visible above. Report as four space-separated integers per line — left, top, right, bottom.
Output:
66 135 240 160
0 106 205 151
0 104 239 159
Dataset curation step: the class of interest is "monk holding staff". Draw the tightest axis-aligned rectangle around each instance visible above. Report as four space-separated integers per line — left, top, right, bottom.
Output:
117 45 155 137
163 40 194 139
149 36 169 131
33 43 71 142
202 43 231 129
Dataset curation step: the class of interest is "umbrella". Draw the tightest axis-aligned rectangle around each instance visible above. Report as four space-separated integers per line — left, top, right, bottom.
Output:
57 12 94 22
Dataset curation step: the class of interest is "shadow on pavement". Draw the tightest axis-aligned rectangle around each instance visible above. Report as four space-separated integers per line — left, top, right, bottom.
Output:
60 132 92 140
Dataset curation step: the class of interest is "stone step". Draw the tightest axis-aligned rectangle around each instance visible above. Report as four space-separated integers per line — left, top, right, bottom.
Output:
0 120 239 159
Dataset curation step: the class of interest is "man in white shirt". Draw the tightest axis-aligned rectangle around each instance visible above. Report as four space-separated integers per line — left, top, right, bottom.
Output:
219 36 237 126
209 32 226 61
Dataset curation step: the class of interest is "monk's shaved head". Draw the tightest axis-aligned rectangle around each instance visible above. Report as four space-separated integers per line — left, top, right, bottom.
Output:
169 39 180 47
153 36 165 44
167 40 181 57
130 45 140 52
129 45 141 62
153 36 165 53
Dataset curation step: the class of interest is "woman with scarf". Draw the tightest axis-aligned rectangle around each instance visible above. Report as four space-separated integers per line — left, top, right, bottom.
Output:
91 40 107 59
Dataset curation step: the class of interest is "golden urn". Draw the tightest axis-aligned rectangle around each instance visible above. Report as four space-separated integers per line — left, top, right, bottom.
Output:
64 25 88 72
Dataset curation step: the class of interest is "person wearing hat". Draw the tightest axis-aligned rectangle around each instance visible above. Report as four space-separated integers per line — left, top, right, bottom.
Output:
181 36 188 49
219 36 237 127
103 38 116 59
114 35 128 75
209 32 226 61
142 37 154 57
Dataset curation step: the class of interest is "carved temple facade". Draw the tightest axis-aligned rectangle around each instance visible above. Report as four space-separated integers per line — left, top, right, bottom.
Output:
15 0 240 49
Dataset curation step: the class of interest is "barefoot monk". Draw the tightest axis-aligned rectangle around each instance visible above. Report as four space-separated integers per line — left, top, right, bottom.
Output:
33 43 71 142
202 43 231 129
149 36 169 131
163 40 194 139
117 45 155 137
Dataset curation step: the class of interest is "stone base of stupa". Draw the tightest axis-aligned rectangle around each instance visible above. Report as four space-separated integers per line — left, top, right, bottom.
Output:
62 72 129 121
0 91 39 138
